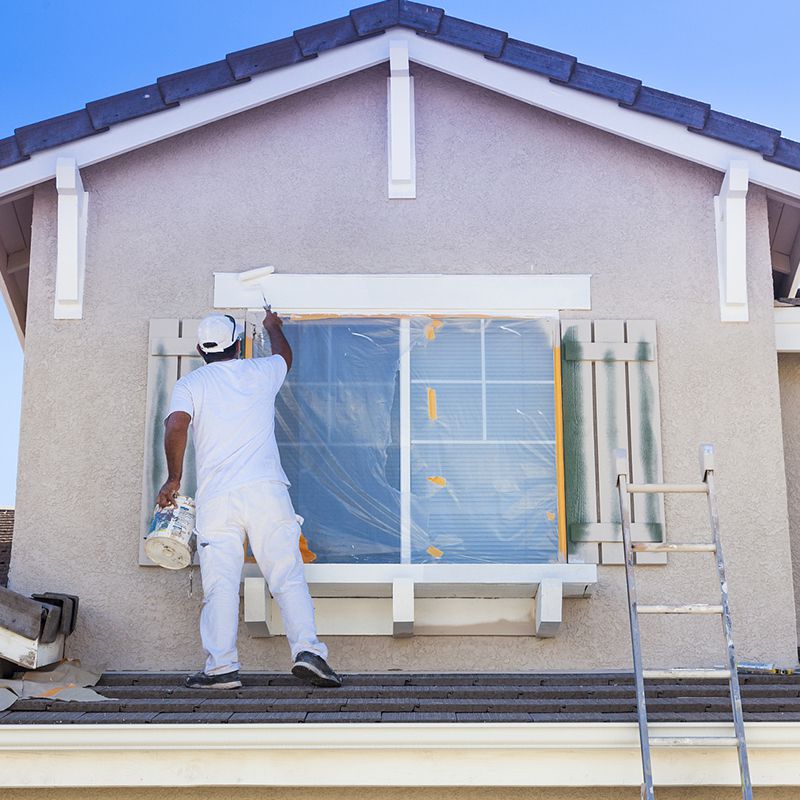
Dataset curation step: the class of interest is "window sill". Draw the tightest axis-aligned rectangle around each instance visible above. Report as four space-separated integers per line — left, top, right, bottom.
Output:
242 563 597 638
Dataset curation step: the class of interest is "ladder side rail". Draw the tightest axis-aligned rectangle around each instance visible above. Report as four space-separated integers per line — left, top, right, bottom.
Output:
616 450 655 800
704 462 753 800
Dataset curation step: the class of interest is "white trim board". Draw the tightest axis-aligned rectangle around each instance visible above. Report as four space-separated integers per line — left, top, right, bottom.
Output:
214 272 592 314
1 31 799 203
1 722 798 787
775 305 800 351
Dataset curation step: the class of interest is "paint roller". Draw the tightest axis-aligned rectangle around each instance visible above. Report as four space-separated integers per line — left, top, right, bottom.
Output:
238 266 274 312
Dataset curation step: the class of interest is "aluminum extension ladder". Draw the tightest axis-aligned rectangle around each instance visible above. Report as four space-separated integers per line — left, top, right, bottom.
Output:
615 444 752 800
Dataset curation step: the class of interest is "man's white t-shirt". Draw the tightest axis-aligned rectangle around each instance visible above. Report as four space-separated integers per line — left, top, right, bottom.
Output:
166 355 289 505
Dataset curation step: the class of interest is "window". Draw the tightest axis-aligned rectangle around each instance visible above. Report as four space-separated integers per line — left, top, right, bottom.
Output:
255 316 562 565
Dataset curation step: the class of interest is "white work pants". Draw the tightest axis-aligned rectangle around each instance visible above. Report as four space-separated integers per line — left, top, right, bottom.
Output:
195 479 327 675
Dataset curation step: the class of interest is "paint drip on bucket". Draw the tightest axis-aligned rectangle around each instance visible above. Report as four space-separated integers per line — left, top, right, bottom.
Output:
145 496 196 570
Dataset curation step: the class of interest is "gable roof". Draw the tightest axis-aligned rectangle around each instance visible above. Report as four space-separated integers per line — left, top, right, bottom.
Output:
0 1 798 181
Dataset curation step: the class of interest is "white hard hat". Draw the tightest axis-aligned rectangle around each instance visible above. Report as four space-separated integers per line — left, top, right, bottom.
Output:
197 314 243 353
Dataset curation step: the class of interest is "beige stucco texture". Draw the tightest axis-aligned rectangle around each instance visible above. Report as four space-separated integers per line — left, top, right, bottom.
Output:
778 354 800 640
9 63 797 670
3 787 798 800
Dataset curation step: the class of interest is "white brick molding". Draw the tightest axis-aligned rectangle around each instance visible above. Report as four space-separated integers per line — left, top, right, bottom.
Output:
387 40 416 198
214 271 592 315
54 157 89 319
0 722 798 788
714 161 749 322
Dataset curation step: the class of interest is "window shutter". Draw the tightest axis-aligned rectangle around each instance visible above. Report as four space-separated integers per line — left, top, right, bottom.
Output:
139 319 202 565
561 320 665 565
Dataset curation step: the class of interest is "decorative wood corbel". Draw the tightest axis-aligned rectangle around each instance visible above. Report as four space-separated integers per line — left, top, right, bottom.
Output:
55 157 88 319
714 161 749 322
387 41 416 199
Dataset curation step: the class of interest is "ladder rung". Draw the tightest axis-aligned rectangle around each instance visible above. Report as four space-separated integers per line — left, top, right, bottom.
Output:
649 736 739 747
637 604 723 615
627 483 708 494
643 668 732 679
632 543 716 553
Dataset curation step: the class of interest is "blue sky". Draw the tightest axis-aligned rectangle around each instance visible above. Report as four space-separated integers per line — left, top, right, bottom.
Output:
0 0 798 505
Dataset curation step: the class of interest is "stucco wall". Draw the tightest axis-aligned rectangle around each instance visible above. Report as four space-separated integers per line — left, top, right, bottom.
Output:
778 353 800 641
9 63 797 670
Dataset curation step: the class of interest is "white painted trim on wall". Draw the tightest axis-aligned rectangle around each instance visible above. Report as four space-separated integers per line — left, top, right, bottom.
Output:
714 162 749 322
774 305 800 351
387 40 416 198
1 722 798 788
54 157 88 319
1 32 800 205
214 272 592 314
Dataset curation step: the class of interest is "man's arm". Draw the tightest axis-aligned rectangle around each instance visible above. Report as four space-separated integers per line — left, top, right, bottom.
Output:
264 309 292 371
156 411 191 507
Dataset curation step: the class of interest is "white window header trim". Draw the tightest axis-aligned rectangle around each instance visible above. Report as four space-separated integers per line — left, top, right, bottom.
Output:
213 272 591 316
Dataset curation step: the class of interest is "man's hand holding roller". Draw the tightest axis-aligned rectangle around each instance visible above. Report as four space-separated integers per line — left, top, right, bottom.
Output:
263 310 293 371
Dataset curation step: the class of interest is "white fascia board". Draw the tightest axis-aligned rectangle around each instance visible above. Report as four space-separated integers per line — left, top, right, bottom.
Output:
1 32 799 203
1 722 799 787
214 272 592 315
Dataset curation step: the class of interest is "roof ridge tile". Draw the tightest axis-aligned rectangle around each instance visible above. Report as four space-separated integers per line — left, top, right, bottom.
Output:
766 137 800 171
226 36 311 80
488 38 575 82
157 59 247 105
691 109 781 156
15 109 107 158
421 13 507 57
0 136 26 169
554 62 640 105
86 83 178 129
620 85 710 129
294 15 362 57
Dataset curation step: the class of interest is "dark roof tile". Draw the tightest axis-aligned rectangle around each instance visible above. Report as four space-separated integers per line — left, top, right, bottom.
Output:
226 37 309 80
294 16 361 57
350 0 400 34
766 137 800 170
691 110 781 156
490 38 575 81
0 136 26 168
620 85 709 128
425 14 507 57
556 63 640 104
157 60 245 105
351 1 444 35
86 84 176 129
15 110 105 157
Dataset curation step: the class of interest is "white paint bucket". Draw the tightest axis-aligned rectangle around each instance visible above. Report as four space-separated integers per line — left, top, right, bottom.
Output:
144 496 196 570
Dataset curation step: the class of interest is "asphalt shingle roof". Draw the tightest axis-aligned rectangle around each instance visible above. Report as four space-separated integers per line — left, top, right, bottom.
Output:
2 671 799 724
0 1 798 174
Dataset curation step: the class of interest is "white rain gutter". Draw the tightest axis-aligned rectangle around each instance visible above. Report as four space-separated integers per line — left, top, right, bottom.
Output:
1 722 799 788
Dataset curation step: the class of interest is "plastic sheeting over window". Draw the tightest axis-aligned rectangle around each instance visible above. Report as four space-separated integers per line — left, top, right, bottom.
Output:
254 317 560 564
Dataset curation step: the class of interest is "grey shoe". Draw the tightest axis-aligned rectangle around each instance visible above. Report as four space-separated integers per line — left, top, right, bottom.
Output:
184 669 242 689
291 651 342 688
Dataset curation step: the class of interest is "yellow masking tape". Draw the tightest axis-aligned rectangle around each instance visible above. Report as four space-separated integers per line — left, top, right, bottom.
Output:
424 319 444 341
299 533 317 564
427 388 437 420
426 545 444 558
427 476 447 487
546 511 556 522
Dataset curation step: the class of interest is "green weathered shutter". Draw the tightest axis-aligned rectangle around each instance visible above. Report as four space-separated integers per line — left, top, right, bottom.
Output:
561 320 665 565
138 319 202 565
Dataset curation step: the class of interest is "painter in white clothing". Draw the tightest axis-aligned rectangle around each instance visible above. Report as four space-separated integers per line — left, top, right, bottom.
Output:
157 311 342 690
